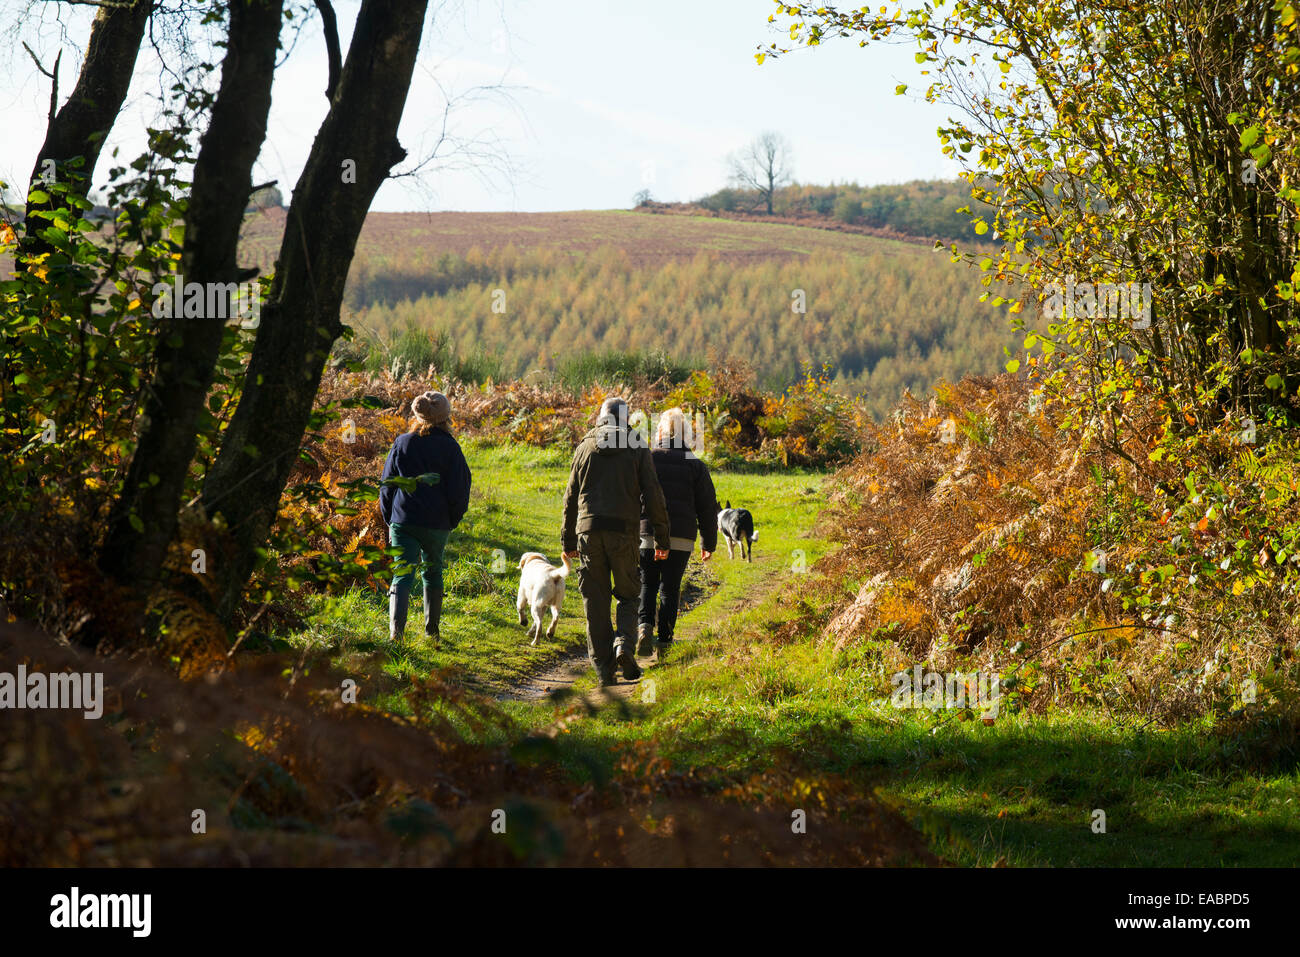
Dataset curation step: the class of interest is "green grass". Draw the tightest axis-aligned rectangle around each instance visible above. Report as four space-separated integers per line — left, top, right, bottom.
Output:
555 348 699 393
536 579 1300 865
283 439 1300 866
285 439 828 700
362 321 502 384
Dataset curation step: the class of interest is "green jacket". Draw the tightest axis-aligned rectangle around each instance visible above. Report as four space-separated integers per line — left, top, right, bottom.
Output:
562 423 670 553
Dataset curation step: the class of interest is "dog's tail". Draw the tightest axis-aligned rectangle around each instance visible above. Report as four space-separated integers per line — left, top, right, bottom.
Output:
550 553 573 580
750 529 759 542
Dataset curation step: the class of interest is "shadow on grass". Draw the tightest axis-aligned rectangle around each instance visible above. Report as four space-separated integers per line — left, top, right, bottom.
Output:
545 695 1300 866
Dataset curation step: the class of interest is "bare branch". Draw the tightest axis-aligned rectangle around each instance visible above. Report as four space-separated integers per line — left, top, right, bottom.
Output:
22 41 62 122
313 0 340 101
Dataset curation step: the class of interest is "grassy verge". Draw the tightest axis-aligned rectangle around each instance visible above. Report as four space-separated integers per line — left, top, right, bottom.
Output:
540 573 1300 866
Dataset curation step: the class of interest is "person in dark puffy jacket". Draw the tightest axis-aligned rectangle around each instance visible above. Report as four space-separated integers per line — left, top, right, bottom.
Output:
637 407 717 662
379 390 471 644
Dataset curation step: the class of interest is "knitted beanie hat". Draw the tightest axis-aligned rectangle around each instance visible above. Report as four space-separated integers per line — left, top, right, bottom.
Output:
412 390 451 425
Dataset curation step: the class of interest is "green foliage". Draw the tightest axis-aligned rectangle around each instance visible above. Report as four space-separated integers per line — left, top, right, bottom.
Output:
0 125 206 534
698 186 743 212
697 178 997 241
555 349 697 394
364 321 501 385
755 364 865 466
832 193 864 224
771 0 1300 429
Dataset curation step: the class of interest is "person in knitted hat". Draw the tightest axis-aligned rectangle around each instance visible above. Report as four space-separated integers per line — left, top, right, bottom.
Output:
379 390 471 645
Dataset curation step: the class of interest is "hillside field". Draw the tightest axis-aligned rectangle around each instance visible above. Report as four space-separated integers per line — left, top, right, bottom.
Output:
239 208 1019 414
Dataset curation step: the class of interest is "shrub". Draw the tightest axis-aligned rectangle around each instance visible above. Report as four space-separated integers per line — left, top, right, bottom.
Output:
556 349 697 394
698 187 741 212
810 371 1300 726
366 322 501 385
757 365 865 466
833 194 864 224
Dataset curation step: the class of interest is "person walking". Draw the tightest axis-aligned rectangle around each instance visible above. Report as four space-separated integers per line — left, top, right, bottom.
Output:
637 407 717 663
561 396 670 687
379 390 471 645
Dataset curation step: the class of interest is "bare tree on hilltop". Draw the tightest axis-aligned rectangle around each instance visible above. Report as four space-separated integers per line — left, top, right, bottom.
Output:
727 131 793 214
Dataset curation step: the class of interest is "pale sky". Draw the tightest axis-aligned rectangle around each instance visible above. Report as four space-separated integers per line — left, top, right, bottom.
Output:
1 0 962 212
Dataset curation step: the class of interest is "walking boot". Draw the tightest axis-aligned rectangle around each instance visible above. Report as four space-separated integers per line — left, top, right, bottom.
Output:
636 623 655 657
389 589 409 644
423 584 444 644
614 637 642 681
653 640 671 664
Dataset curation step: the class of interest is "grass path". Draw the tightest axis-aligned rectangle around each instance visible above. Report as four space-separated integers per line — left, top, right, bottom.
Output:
501 541 804 703
287 438 828 701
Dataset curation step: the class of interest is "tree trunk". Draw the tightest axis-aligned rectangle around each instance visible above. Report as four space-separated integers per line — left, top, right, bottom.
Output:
97 0 285 618
200 0 430 623
23 0 152 255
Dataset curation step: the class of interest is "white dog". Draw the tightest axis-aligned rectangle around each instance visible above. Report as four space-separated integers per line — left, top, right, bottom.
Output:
515 552 572 645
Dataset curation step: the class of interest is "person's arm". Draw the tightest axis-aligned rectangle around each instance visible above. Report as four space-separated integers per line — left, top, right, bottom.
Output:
561 448 583 556
695 461 719 554
639 447 670 552
379 442 398 526
446 440 472 529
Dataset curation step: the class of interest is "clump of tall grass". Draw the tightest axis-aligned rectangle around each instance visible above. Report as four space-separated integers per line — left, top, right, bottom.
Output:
555 349 698 393
360 321 502 385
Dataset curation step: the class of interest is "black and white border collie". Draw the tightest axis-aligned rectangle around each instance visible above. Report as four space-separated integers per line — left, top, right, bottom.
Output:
717 500 757 562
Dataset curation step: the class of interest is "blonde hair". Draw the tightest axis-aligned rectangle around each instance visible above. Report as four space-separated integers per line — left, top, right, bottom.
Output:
408 417 440 436
655 406 688 446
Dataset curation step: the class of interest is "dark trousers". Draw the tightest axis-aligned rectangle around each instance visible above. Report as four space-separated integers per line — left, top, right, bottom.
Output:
388 522 450 597
638 548 691 643
577 531 641 674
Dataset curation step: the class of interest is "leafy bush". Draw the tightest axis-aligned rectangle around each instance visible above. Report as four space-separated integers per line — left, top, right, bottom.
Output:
366 322 501 385
809 371 1300 726
556 349 697 394
698 187 742 212
833 194 863 224
757 365 865 466
664 358 863 467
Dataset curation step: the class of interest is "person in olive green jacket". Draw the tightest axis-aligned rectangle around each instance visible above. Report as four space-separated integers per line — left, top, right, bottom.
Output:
562 396 670 687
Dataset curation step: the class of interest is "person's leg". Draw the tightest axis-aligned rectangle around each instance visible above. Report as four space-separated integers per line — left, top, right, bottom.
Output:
578 533 616 684
637 547 658 656
611 533 643 680
387 523 421 642
656 549 692 644
417 527 450 640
